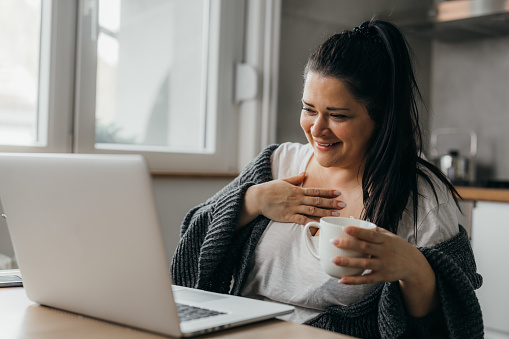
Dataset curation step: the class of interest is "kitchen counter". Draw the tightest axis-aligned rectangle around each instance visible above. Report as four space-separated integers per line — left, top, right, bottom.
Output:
456 186 509 203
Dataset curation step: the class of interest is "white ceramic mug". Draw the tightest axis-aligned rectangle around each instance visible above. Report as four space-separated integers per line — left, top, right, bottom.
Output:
303 217 377 278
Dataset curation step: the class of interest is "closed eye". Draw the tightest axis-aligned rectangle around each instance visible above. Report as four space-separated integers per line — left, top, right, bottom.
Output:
302 107 316 113
330 114 348 119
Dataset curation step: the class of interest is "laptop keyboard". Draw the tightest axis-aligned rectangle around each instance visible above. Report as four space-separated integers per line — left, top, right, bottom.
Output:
176 303 226 322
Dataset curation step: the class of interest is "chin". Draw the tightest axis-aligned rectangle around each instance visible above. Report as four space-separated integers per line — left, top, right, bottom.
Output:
314 156 338 168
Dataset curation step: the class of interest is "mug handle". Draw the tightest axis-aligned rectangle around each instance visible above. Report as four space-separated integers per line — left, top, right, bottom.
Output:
303 221 321 260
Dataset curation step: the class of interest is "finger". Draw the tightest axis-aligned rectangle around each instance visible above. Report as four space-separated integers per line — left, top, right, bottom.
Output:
339 273 381 285
302 187 342 198
345 226 384 244
295 204 341 218
334 237 381 256
301 196 346 210
332 256 379 272
281 172 306 186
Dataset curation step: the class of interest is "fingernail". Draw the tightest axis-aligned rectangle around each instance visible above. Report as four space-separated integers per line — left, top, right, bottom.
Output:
333 190 341 196
330 257 341 265
332 211 340 216
329 238 339 246
338 202 347 208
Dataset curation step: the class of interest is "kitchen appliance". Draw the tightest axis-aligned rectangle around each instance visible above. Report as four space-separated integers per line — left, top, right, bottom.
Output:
400 0 509 41
430 128 478 184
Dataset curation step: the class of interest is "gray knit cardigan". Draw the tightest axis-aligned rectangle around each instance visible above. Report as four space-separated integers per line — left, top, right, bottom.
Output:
171 144 483 339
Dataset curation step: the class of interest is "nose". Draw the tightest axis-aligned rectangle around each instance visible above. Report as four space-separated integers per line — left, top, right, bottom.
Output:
311 114 329 138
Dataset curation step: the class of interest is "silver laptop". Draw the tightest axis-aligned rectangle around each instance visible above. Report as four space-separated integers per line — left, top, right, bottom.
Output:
0 153 293 337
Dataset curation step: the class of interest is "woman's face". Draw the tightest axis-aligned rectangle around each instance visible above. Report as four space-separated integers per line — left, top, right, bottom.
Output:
300 72 375 170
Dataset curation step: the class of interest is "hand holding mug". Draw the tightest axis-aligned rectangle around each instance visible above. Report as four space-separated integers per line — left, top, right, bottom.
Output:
304 217 377 278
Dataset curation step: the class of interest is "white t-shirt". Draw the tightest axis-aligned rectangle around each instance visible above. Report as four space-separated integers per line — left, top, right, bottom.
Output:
241 142 460 323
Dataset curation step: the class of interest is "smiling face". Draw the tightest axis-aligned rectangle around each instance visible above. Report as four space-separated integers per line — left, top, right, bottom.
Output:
300 72 375 170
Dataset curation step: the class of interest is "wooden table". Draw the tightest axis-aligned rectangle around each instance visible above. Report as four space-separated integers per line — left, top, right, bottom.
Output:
0 287 355 339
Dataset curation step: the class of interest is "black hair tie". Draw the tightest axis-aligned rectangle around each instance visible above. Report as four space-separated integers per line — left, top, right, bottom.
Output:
352 22 381 43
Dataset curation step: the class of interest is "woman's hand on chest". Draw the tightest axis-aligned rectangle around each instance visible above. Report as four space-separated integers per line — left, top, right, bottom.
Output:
239 172 347 227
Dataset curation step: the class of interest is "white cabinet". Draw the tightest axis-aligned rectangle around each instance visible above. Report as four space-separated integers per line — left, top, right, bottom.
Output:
471 201 509 337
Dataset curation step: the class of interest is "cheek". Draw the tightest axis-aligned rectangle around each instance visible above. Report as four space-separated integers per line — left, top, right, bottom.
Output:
355 122 375 145
330 123 350 139
348 125 374 152
300 114 311 132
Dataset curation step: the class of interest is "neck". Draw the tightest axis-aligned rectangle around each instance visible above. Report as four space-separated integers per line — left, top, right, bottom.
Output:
307 157 364 190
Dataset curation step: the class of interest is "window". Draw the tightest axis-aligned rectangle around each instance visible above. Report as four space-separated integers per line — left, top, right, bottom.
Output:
0 0 75 153
75 0 245 173
0 0 41 146
0 0 281 173
94 0 209 152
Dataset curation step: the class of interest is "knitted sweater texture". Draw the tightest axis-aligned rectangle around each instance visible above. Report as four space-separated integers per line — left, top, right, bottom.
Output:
171 145 483 339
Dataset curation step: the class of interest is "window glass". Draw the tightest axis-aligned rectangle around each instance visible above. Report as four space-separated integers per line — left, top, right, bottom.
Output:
95 0 209 153
0 0 42 146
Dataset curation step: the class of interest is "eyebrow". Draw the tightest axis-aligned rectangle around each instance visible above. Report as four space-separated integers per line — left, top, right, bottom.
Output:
301 100 350 111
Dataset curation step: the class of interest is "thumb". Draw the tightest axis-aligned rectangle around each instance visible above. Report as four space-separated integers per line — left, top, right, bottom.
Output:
282 172 306 186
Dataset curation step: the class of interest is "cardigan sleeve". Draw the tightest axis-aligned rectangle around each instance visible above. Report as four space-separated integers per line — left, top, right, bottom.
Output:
378 225 483 338
170 145 277 293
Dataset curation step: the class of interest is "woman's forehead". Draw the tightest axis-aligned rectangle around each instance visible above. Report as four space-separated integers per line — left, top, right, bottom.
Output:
303 72 358 106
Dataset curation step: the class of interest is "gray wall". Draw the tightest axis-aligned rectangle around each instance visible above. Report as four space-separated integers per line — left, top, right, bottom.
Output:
430 36 509 181
152 176 231 261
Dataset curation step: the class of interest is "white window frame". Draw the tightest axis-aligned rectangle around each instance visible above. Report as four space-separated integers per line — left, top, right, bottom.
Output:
237 0 281 169
74 0 246 174
0 0 75 154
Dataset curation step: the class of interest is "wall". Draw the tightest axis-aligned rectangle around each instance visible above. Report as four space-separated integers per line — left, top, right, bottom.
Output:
152 176 231 261
430 35 509 181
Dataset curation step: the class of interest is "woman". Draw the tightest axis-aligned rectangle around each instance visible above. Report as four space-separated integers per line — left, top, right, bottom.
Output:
171 20 483 338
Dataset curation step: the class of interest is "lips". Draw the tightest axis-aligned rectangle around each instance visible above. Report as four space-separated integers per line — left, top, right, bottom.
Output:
315 141 340 150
